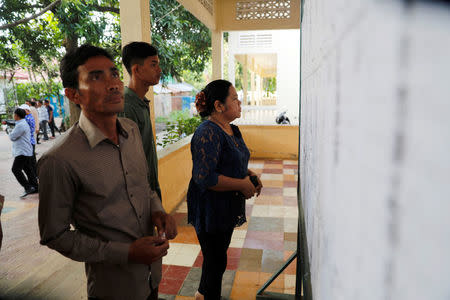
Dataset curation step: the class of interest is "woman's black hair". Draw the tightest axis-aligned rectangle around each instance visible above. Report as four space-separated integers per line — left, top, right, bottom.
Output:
197 80 232 118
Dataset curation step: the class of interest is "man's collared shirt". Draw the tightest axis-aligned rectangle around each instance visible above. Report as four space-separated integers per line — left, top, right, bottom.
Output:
38 112 163 300
9 118 32 157
30 106 39 132
38 106 49 122
120 87 161 199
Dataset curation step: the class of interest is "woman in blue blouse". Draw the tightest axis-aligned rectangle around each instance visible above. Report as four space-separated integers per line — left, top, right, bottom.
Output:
188 80 263 300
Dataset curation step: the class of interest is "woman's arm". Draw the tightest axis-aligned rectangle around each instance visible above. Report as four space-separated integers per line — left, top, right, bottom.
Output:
209 175 256 199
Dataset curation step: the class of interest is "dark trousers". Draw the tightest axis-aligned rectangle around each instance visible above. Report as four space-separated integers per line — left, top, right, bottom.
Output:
39 120 48 140
12 155 38 190
48 119 56 137
197 229 234 300
32 144 37 167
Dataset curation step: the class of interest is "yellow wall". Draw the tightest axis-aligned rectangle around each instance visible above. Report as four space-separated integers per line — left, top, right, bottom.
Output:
158 138 192 213
157 126 298 212
240 125 299 159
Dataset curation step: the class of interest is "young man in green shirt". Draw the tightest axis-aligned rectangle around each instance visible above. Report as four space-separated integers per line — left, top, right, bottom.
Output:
121 42 177 300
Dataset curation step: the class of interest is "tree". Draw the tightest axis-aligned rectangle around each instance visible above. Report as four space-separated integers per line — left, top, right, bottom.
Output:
0 0 211 124
150 0 211 81
0 0 121 124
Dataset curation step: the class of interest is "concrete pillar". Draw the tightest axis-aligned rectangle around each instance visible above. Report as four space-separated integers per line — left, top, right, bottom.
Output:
257 74 263 105
119 0 156 138
212 30 223 80
243 55 248 105
251 71 255 105
228 53 236 87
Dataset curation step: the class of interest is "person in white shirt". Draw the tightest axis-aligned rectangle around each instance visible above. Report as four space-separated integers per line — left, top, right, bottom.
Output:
37 100 49 141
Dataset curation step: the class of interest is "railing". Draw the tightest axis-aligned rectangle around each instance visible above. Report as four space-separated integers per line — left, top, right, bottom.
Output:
260 96 276 105
233 105 279 125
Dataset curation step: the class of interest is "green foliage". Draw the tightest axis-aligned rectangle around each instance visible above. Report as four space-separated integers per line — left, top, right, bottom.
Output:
3 81 63 117
157 109 202 148
151 0 211 81
264 77 277 94
155 116 168 124
180 69 205 94
12 81 62 103
234 62 244 91
0 0 211 85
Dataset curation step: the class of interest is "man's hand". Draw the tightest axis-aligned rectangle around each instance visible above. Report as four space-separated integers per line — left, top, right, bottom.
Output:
128 236 169 265
152 211 178 240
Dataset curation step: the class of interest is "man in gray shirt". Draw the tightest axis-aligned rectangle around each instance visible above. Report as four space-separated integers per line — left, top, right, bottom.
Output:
9 107 38 197
38 45 177 299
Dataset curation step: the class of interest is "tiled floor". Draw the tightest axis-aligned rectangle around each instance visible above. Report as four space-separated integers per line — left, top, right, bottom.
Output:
0 156 298 299
159 159 299 299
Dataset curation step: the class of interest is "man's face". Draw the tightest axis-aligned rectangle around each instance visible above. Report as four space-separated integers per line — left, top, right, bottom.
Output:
66 55 124 115
137 55 161 86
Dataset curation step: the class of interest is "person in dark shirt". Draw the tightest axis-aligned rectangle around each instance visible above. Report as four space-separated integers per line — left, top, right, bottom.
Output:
44 100 57 138
187 80 263 300
120 41 177 300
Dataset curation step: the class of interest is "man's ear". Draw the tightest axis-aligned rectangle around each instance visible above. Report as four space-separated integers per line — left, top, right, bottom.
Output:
65 88 81 106
131 64 139 79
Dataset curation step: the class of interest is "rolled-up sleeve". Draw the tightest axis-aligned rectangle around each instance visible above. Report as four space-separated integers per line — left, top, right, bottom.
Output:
38 156 130 264
191 126 222 189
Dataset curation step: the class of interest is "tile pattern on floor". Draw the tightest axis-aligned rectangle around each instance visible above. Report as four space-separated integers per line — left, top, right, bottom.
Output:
159 159 298 299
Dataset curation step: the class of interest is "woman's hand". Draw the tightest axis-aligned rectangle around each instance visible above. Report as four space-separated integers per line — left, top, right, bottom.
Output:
240 176 257 199
248 169 263 196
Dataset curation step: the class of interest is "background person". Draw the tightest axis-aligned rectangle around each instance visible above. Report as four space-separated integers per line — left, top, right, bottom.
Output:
9 108 38 197
19 104 38 171
121 41 177 300
187 80 263 300
44 100 57 138
27 100 40 142
37 100 49 141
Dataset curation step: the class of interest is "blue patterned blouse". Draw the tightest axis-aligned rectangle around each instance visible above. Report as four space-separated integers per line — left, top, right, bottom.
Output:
187 120 250 234
25 113 36 145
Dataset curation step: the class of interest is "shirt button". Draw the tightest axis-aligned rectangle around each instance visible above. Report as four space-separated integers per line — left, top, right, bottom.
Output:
125 170 128 175
139 215 142 219
130 193 133 198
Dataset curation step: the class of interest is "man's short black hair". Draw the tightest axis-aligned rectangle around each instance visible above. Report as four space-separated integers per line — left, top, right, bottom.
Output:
30 101 36 107
38 100 43 104
60 44 113 89
44 100 49 104
122 42 158 76
14 108 26 119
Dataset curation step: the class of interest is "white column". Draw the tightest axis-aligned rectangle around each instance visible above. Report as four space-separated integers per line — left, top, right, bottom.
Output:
243 55 248 105
228 53 236 86
250 71 255 105
212 30 223 80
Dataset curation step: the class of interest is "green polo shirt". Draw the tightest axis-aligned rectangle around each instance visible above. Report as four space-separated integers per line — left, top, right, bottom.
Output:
120 87 161 200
